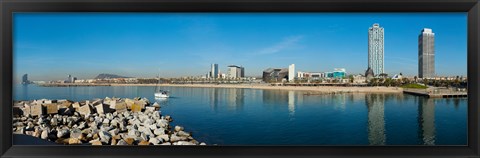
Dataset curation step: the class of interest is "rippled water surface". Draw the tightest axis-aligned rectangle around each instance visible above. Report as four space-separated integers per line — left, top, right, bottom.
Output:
14 84 467 145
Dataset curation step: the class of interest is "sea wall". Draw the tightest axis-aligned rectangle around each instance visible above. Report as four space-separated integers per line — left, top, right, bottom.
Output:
12 97 205 145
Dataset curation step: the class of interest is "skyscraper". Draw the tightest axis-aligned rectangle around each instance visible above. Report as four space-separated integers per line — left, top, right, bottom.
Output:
211 64 219 78
418 28 435 78
22 74 29 84
288 64 295 82
368 23 385 76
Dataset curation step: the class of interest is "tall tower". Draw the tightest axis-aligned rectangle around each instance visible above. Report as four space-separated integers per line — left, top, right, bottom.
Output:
418 28 435 78
211 64 219 78
288 64 295 82
368 23 385 76
22 74 29 84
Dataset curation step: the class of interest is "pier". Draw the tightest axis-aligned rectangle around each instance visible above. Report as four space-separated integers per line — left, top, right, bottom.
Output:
403 88 467 98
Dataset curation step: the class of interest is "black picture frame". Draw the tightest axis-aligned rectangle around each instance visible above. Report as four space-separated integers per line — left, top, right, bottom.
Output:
1 0 479 157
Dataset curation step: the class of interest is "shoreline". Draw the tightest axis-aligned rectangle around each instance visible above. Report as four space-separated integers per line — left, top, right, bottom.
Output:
38 83 403 93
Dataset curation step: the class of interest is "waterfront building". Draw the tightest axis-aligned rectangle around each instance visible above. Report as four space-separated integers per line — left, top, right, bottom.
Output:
288 64 295 82
418 28 435 78
297 71 309 79
211 64 219 78
368 23 385 76
353 75 367 83
310 72 324 80
65 75 76 83
333 68 346 79
227 65 244 79
22 74 30 84
220 73 226 79
262 68 289 82
240 67 245 78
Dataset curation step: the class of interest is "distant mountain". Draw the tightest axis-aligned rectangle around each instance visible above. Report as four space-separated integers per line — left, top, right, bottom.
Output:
94 74 131 79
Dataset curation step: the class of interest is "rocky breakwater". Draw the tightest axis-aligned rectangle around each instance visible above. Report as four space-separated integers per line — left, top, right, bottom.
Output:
12 97 205 146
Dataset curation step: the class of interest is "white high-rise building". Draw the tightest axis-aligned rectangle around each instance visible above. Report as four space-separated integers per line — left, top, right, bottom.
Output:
418 28 435 78
288 64 295 82
227 65 244 79
368 23 385 76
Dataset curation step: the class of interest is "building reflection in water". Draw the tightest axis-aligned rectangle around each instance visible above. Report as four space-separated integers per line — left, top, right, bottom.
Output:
263 90 288 105
21 84 29 100
418 98 436 145
262 90 296 118
365 94 386 145
226 88 245 111
208 88 245 112
209 88 219 111
288 91 295 117
331 94 346 111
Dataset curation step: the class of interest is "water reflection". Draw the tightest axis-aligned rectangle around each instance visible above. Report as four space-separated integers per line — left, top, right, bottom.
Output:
366 94 386 145
262 90 297 118
226 88 244 110
418 98 436 145
209 88 220 111
207 88 245 112
21 84 29 100
263 90 288 105
288 91 295 117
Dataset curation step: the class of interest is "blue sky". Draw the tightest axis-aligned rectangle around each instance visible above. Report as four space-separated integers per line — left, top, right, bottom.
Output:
13 13 467 82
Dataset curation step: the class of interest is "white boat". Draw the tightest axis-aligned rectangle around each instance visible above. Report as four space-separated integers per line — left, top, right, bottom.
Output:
154 74 170 98
154 90 169 98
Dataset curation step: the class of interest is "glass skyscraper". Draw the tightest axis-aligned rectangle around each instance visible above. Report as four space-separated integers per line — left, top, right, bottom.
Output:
211 63 219 78
368 23 385 76
418 28 435 78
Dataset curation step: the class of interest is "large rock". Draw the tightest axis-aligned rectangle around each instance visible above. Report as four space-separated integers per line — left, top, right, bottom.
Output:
78 105 92 116
22 104 31 117
148 137 162 145
177 131 191 137
153 128 165 136
116 139 128 145
138 140 150 145
128 129 140 137
134 100 146 109
95 104 107 115
115 102 127 113
72 102 81 109
91 140 102 145
110 119 119 127
124 138 135 145
31 103 44 116
70 128 83 139
41 130 49 139
175 141 196 145
57 129 70 138
45 103 58 114
161 142 172 145
174 126 184 132
107 100 116 109
170 135 188 142
131 104 142 113
125 99 135 109
68 138 82 145
99 131 112 143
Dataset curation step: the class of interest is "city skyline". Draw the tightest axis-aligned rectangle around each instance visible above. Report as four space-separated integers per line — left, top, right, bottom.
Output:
14 13 467 83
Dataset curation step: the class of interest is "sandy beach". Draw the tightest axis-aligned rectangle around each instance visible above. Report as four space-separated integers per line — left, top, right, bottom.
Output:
111 83 403 94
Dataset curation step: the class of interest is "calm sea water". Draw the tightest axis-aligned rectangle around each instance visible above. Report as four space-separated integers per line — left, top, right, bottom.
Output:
14 84 467 145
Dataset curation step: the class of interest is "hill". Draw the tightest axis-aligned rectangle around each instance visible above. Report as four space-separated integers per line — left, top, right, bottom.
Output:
94 73 131 79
